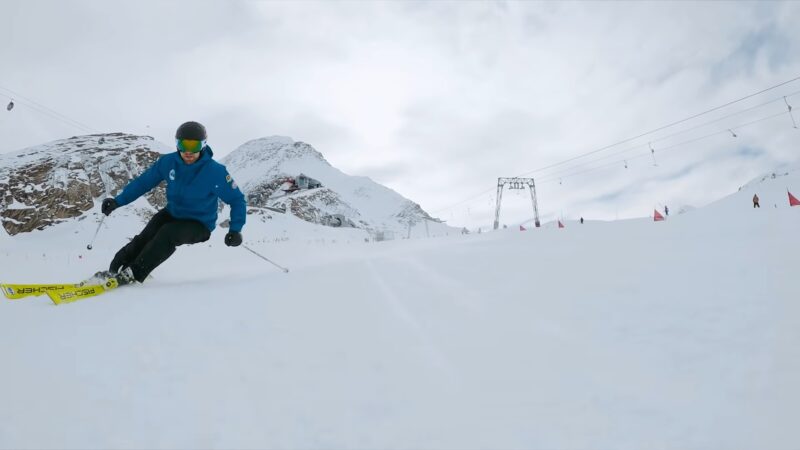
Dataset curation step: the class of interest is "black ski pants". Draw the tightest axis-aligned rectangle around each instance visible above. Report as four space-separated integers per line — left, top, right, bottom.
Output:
109 209 211 282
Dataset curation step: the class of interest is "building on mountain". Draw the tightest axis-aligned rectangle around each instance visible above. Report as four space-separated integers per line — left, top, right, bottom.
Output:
296 173 322 190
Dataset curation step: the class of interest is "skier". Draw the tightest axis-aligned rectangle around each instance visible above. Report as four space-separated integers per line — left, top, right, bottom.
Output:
580 217 584 224
664 205 669 216
95 121 246 286
753 194 760 208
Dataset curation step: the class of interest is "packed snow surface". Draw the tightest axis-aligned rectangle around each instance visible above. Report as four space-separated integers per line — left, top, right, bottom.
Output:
0 168 798 449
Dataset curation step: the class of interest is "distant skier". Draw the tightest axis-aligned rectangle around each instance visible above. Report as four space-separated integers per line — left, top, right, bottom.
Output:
753 194 760 208
580 217 584 224
95 121 246 286
664 205 669 216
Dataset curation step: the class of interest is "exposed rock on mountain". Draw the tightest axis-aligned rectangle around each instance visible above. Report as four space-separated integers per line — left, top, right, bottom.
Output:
222 136 441 233
0 133 168 235
1 134 446 237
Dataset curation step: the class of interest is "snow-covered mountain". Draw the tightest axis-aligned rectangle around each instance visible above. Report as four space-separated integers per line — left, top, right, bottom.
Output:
222 136 444 234
0 133 169 235
0 134 451 238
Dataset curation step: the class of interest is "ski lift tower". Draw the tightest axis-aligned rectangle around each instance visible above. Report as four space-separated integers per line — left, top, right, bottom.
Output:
493 177 541 230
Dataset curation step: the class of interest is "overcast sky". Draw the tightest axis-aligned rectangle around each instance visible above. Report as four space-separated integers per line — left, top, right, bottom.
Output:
2 1 799 229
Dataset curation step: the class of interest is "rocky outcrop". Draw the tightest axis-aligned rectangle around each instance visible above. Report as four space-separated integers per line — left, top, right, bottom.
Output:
223 136 444 232
393 201 438 225
0 133 168 235
274 188 363 228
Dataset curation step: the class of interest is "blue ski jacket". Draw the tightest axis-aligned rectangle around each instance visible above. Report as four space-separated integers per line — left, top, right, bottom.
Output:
114 147 246 232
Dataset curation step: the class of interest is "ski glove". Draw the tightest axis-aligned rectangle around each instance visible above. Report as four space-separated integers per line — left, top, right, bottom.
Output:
224 231 242 247
101 198 118 216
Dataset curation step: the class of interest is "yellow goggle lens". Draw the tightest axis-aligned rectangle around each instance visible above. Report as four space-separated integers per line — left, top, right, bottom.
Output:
177 139 204 153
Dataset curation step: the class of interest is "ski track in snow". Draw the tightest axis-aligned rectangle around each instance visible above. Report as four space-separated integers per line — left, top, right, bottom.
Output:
364 258 461 387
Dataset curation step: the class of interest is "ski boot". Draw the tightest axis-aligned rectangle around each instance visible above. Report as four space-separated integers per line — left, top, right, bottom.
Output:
84 267 136 287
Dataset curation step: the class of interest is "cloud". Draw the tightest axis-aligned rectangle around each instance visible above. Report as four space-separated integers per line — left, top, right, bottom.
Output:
733 145 766 160
711 28 792 80
2 1 800 229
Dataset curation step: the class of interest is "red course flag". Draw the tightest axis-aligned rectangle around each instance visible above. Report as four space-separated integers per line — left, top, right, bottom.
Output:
558 220 565 228
654 209 665 221
789 191 800 207
519 225 526 231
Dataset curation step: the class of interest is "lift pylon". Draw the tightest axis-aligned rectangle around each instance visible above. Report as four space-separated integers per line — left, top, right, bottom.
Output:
493 177 540 230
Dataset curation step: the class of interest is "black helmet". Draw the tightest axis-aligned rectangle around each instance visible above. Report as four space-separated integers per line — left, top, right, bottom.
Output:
175 121 207 140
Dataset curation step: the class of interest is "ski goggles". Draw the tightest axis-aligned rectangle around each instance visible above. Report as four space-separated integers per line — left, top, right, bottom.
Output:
176 138 206 153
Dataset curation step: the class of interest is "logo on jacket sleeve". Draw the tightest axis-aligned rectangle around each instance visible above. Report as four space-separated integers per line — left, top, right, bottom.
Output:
169 169 176 181
226 173 237 189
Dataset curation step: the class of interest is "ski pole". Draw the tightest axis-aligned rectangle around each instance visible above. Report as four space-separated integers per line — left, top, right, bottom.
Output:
242 245 289 273
86 215 106 250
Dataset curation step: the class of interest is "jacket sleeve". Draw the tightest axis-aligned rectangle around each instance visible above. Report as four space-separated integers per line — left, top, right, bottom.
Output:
215 167 247 233
114 157 166 207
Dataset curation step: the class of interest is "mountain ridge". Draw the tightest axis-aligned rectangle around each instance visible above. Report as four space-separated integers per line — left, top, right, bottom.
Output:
0 133 447 237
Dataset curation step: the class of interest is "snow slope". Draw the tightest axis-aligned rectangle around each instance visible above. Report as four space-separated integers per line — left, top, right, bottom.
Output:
0 167 798 449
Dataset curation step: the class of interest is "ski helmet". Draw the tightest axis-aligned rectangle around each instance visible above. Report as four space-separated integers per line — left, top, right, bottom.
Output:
175 121 207 141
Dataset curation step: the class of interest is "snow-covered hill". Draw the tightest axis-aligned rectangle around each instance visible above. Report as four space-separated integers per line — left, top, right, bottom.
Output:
0 164 798 449
223 136 449 235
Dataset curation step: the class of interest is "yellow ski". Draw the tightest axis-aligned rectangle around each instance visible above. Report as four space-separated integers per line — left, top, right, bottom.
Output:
48 279 119 305
1 283 83 300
